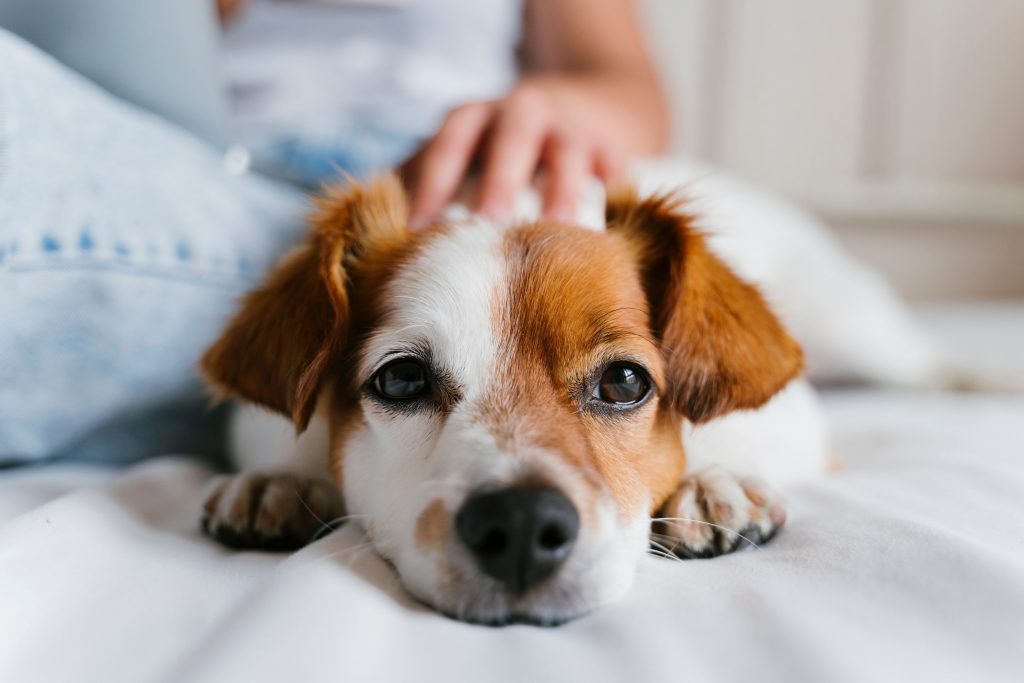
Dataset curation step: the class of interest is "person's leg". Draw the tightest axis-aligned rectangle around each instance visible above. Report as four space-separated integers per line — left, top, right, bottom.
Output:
0 29 306 465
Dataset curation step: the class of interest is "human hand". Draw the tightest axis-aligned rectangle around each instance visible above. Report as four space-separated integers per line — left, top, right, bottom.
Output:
402 76 626 229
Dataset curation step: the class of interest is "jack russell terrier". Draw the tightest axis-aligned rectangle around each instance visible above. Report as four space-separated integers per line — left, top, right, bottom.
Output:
199 174 828 625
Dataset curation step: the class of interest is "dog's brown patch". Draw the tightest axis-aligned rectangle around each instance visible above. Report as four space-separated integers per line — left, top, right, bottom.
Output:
415 498 450 552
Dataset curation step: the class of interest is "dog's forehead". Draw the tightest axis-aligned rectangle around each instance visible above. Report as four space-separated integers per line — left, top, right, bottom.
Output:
361 219 651 384
501 221 652 355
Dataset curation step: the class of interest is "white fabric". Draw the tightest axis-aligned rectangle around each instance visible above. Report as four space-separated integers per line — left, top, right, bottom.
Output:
2 307 1022 683
222 0 521 147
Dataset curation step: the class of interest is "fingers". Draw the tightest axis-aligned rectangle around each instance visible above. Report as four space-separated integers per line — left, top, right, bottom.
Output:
592 144 625 184
475 85 549 218
406 102 494 229
540 134 589 221
406 82 619 228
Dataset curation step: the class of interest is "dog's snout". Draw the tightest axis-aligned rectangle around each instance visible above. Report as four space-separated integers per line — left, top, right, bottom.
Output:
455 486 579 595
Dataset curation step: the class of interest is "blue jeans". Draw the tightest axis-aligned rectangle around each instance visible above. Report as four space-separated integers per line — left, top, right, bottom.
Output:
0 30 411 465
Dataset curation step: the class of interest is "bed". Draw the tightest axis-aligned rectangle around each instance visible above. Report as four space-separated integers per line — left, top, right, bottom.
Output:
2 303 1021 683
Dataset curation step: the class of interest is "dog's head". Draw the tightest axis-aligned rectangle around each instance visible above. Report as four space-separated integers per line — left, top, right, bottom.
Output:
202 175 801 624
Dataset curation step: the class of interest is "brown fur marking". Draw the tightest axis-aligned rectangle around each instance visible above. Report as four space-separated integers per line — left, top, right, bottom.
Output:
415 498 450 552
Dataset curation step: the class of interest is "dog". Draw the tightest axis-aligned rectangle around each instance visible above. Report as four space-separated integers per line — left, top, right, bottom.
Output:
199 173 827 625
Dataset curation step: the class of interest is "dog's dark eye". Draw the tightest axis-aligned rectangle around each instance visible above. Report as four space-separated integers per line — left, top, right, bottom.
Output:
375 359 429 399
594 363 650 405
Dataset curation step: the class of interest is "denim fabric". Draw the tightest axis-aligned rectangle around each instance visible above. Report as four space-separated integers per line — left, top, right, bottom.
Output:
0 30 316 464
247 127 421 190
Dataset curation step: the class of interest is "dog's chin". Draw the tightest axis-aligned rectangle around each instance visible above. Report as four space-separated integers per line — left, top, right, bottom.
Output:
437 607 583 628
414 587 601 628
395 553 641 627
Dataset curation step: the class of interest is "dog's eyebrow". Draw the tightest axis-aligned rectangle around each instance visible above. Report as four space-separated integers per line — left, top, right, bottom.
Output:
586 307 658 348
373 339 433 369
589 324 659 351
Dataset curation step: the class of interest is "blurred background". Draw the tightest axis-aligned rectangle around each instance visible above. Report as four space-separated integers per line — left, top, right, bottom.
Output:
641 0 1024 302
4 0 1021 302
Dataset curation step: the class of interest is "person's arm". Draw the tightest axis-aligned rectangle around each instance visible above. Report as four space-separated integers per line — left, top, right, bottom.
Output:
404 0 668 227
522 0 668 154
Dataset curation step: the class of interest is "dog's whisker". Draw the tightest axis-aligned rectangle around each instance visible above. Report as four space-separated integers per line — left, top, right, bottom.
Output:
315 544 377 570
649 531 690 553
651 516 763 551
647 538 683 561
309 513 376 542
322 542 377 566
286 482 364 543
278 539 376 574
318 513 375 524
293 541 377 570
647 548 680 561
289 481 329 530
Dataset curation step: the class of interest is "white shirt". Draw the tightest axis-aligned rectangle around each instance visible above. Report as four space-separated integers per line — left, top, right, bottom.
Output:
221 0 522 183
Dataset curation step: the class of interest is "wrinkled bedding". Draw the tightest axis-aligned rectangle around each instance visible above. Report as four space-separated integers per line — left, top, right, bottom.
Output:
2 305 1023 683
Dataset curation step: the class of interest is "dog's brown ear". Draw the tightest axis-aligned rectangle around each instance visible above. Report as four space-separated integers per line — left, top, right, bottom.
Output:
201 174 408 431
606 186 803 423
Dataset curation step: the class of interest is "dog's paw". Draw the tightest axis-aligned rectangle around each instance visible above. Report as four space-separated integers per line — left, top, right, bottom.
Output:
652 467 786 559
201 472 345 551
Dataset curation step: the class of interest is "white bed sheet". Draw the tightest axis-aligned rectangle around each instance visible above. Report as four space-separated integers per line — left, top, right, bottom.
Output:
2 306 1023 683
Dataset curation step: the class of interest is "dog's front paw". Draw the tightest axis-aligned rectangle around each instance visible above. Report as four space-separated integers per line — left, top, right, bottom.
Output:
653 467 786 559
201 472 344 551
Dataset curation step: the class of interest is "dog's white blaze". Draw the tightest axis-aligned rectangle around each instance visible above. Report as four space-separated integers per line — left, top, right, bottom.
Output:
345 220 508 604
357 218 502 394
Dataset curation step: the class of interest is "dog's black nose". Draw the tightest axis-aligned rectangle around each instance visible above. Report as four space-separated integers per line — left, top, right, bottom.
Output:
455 486 579 595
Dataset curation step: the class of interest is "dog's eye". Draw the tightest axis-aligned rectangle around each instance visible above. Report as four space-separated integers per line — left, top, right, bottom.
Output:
374 359 430 399
594 363 650 405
